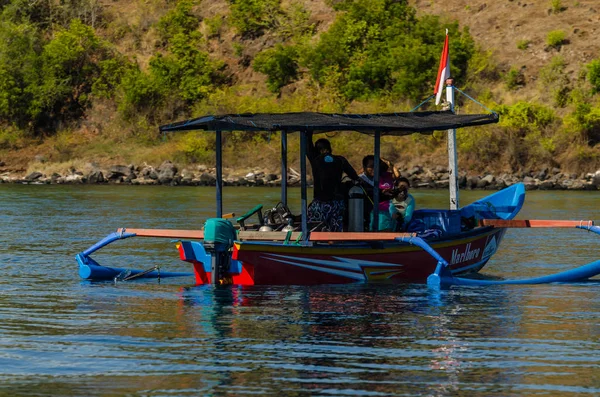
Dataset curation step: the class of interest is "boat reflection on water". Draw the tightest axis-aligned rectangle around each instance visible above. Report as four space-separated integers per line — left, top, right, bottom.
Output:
177 283 520 395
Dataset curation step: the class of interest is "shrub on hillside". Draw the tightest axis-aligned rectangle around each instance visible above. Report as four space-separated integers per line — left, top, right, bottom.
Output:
550 0 564 14
496 101 558 169
117 32 224 121
118 68 167 122
0 19 119 133
157 0 200 45
0 0 52 25
301 0 475 102
176 131 215 163
32 19 113 127
92 57 135 99
253 44 299 92
150 33 222 102
114 2 224 122
546 30 566 49
504 67 525 90
276 1 314 40
229 0 282 38
516 39 530 50
498 101 555 132
204 15 224 38
587 59 600 94
538 56 570 107
563 90 600 146
0 21 41 129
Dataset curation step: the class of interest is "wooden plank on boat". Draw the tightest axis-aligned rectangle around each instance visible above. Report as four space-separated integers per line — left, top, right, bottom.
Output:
309 232 415 241
236 231 302 241
115 229 418 242
117 228 205 239
481 219 595 228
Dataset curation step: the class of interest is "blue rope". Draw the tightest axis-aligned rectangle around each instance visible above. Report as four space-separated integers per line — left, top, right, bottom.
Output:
410 94 435 112
454 87 497 115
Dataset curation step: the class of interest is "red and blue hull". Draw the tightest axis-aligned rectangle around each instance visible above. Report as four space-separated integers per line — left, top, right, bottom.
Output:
178 227 506 285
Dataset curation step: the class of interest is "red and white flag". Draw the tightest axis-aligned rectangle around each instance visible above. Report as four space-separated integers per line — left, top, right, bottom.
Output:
434 32 450 105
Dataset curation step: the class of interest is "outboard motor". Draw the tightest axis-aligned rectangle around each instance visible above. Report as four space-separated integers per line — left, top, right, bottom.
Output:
348 185 364 232
203 218 237 284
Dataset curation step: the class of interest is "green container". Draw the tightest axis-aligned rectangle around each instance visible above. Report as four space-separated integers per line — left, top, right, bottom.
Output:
204 218 237 245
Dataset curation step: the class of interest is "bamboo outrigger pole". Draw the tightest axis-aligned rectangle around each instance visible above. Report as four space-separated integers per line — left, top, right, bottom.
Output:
481 219 596 228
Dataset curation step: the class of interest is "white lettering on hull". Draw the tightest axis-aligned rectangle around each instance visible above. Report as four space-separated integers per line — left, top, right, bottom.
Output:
451 243 481 265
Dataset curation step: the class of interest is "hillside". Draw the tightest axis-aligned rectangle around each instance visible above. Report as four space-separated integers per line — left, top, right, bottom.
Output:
411 0 600 102
1 0 599 177
99 0 600 103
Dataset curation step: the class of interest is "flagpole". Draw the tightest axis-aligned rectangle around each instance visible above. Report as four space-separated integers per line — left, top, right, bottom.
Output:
435 29 459 210
446 78 459 210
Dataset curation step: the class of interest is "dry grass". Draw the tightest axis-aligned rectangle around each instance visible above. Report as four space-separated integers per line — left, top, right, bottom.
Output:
410 0 600 102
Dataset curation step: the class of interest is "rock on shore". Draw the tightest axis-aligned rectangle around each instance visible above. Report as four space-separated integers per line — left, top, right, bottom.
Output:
3 162 600 191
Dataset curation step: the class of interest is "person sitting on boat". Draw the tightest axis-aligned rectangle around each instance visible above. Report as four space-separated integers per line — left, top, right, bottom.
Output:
373 170 401 231
358 156 399 186
358 155 399 231
306 132 359 232
391 177 415 231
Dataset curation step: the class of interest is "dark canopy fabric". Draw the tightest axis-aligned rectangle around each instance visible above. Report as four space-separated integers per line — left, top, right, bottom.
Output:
159 111 498 135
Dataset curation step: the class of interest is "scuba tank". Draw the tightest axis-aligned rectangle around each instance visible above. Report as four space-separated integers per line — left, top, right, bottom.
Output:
348 185 364 232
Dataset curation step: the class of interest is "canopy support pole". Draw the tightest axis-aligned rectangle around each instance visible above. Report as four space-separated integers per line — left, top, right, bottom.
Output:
216 130 223 217
446 80 459 210
372 131 381 232
300 131 308 242
281 131 288 206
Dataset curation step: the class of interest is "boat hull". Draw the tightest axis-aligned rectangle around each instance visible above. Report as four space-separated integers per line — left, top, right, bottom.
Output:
179 227 506 285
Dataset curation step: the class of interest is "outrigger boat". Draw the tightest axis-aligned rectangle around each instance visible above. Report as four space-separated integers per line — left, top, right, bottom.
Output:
76 35 600 287
75 111 600 287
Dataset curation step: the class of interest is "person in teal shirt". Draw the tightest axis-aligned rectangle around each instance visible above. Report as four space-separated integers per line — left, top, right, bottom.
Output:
391 177 415 231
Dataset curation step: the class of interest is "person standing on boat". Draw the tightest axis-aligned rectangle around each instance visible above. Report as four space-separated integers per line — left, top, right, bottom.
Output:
306 132 359 232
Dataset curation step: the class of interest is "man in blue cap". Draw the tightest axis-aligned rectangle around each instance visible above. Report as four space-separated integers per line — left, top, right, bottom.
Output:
306 132 359 232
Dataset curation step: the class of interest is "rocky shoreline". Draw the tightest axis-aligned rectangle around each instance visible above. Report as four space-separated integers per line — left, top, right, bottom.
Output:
2 160 600 191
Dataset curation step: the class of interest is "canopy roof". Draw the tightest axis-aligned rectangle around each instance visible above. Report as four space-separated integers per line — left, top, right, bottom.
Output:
159 110 498 135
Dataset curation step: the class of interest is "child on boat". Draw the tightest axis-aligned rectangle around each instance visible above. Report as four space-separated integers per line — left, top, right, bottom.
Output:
392 177 416 231
372 171 401 231
358 155 400 231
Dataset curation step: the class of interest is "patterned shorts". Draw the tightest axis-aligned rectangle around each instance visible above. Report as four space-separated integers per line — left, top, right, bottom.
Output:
307 199 345 232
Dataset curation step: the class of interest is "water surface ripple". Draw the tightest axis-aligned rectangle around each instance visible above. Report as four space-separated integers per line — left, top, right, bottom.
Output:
0 185 598 396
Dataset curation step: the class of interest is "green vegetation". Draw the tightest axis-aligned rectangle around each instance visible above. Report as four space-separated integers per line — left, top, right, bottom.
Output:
550 0 563 14
0 19 116 133
564 89 600 146
156 0 200 44
504 67 524 90
229 0 282 38
301 2 474 102
253 44 299 92
538 56 570 107
546 29 566 49
204 15 224 38
516 39 530 50
0 0 599 174
496 101 558 169
587 59 600 94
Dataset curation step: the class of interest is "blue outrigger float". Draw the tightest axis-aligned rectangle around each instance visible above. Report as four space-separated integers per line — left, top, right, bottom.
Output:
76 34 600 287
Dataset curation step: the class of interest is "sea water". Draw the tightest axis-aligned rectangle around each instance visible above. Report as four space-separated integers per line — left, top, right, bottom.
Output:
0 184 598 396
